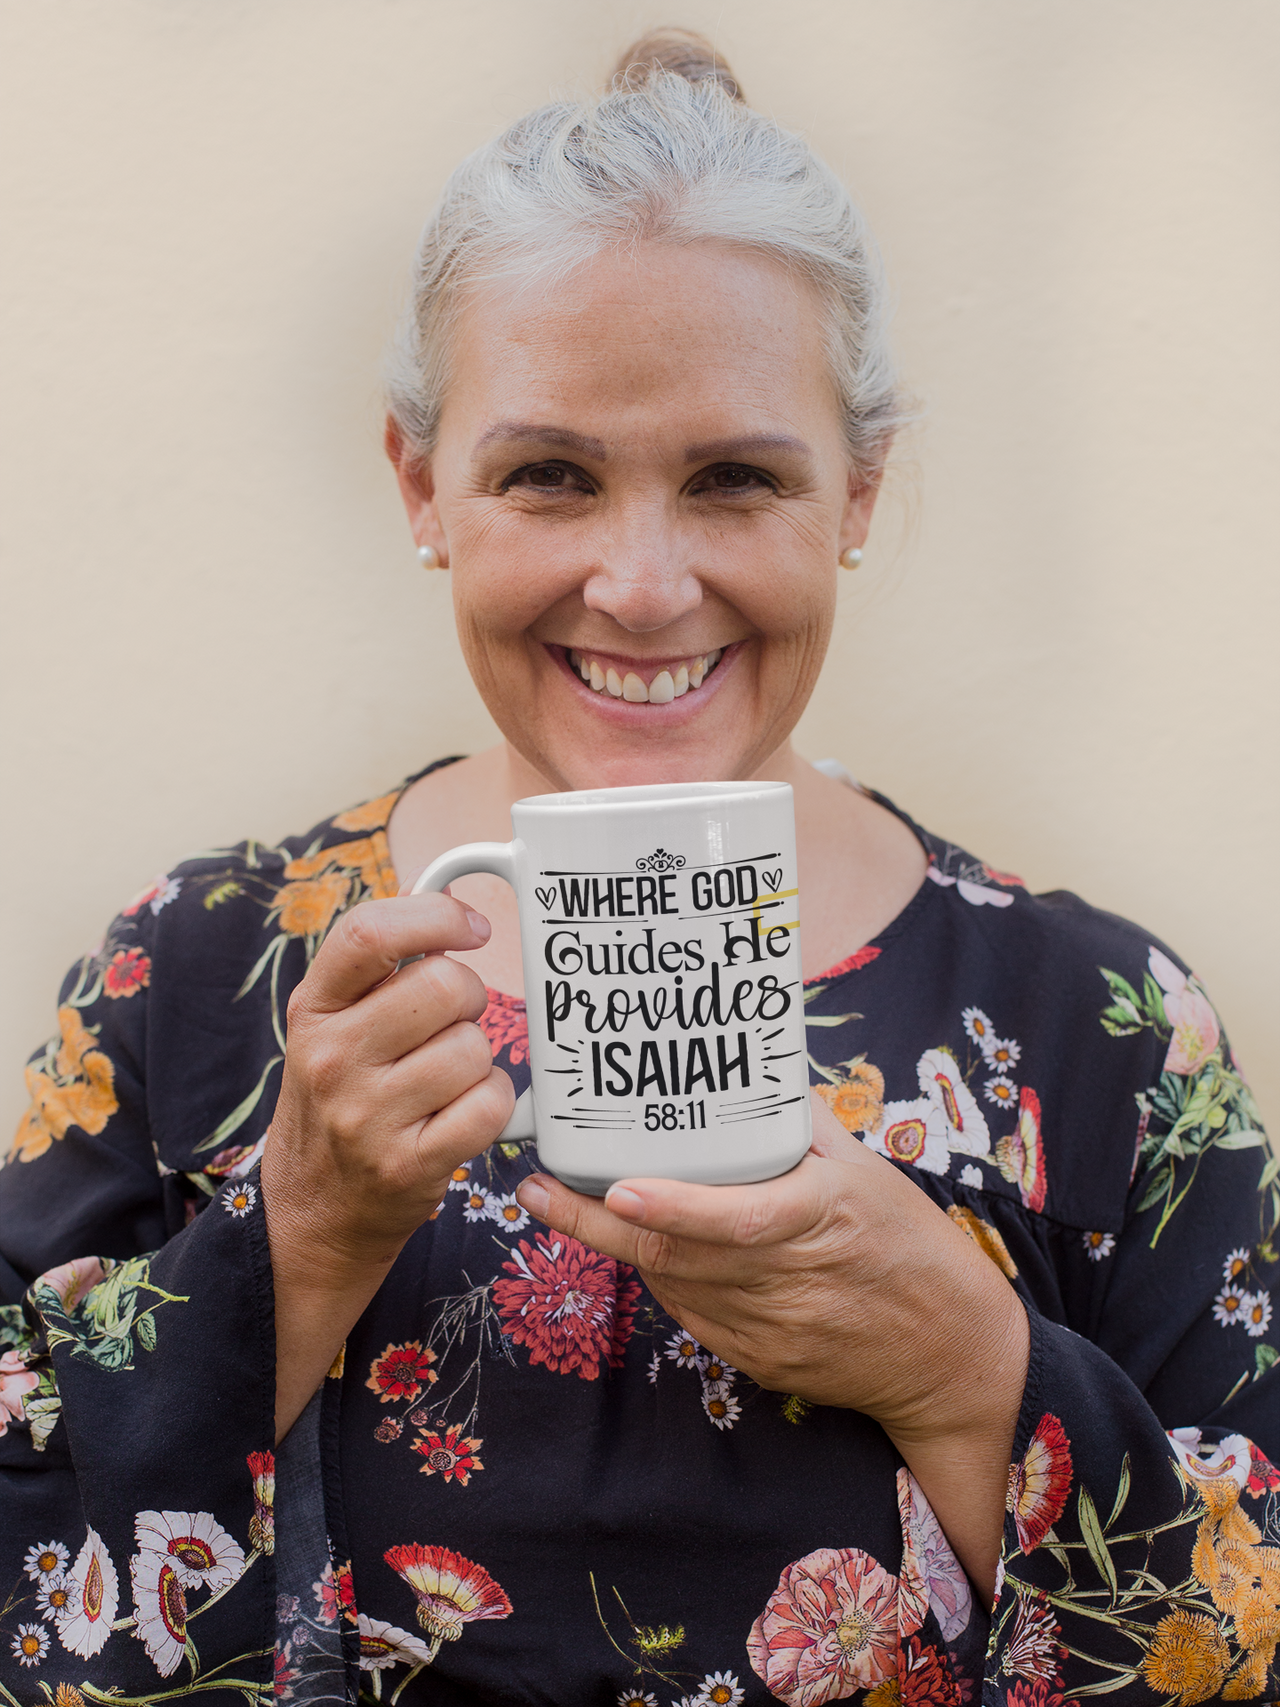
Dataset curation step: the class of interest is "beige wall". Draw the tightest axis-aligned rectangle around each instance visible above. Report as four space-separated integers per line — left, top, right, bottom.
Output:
3 1 1277 1137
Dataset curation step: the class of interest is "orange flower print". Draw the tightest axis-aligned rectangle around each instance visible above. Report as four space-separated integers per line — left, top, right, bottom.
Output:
945 1205 1018 1280
995 1086 1047 1213
478 993 529 1067
10 1006 119 1164
383 1542 512 1651
747 1546 908 1706
1007 1414 1072 1553
332 790 400 833
282 833 397 900
815 1061 885 1134
103 947 151 999
411 1425 484 1484
1138 1608 1230 1705
270 871 351 939
365 1341 439 1404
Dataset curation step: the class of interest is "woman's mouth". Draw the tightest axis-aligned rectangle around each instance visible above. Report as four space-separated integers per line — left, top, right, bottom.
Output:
562 646 726 703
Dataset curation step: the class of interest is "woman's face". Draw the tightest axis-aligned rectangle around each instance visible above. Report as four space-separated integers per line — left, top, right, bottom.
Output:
393 241 878 791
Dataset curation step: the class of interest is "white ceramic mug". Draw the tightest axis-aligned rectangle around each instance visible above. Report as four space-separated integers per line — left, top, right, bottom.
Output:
410 780 812 1195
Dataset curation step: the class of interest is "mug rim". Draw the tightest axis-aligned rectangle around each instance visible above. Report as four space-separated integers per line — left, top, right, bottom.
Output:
514 780 790 811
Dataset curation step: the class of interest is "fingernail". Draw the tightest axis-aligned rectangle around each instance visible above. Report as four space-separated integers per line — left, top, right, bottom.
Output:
605 1185 645 1221
465 908 491 942
516 1176 550 1218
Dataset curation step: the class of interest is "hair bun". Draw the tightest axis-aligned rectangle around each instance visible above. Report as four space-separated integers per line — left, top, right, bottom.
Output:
609 28 744 103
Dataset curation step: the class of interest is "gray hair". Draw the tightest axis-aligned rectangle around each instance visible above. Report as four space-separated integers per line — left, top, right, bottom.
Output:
386 31 904 483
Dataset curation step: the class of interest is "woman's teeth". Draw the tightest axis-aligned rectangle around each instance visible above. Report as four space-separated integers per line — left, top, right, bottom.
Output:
567 650 723 703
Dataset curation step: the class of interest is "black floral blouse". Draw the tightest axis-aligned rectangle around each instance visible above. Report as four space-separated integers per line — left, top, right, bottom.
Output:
1 760 1276 1707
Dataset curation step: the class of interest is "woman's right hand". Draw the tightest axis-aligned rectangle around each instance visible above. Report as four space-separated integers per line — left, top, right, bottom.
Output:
261 894 515 1436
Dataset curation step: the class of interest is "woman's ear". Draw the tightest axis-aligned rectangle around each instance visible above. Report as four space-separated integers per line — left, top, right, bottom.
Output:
385 415 448 565
836 457 885 561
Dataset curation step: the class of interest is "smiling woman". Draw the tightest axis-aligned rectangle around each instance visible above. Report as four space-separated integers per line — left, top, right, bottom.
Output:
1 27 1277 1707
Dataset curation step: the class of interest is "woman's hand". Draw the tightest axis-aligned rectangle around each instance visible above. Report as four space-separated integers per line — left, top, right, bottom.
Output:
261 894 514 1439
514 1092 1028 1600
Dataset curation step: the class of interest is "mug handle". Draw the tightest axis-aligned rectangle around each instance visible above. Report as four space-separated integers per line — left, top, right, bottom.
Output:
408 842 535 1144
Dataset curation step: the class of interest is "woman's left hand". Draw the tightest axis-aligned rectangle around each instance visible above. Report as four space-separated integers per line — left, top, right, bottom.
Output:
514 1091 1028 1600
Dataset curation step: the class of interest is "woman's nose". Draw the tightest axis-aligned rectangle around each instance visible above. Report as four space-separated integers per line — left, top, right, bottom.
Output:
580 534 704 634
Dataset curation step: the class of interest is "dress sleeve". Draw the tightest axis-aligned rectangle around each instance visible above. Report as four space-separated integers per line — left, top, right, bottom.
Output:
0 895 277 1694
985 966 1279 1705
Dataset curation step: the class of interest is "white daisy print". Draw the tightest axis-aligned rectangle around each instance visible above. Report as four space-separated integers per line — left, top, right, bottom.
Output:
1222 1247 1251 1286
23 1540 69 1582
961 1008 996 1049
1242 1291 1272 1339
697 1672 745 1707
356 1613 432 1671
647 1352 661 1386
1213 1286 1246 1327
462 1190 491 1223
133 1509 246 1592
35 1573 77 1623
616 1691 658 1707
702 1388 742 1430
867 1098 950 1175
486 1192 530 1233
56 1528 118 1658
983 1075 1018 1110
917 1048 991 1157
666 1330 701 1367
696 1353 736 1387
222 1181 257 1218
11 1622 48 1667
130 1547 188 1677
957 1164 983 1188
447 1166 472 1192
986 1037 1022 1073
1082 1231 1115 1262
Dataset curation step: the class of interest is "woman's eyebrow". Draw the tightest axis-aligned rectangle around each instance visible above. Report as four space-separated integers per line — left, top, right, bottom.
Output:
683 433 811 463
474 421 608 460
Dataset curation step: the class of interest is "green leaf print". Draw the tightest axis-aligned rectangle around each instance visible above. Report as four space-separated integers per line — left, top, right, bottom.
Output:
36 1256 189 1371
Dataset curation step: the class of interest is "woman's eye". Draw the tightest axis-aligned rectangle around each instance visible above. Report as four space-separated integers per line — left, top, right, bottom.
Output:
693 463 775 494
503 461 592 493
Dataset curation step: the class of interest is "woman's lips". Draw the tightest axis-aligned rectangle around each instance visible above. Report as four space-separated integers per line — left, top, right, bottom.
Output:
563 646 724 703
544 641 739 719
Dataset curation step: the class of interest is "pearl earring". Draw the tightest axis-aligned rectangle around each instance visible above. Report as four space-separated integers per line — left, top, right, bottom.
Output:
417 544 442 570
839 547 863 570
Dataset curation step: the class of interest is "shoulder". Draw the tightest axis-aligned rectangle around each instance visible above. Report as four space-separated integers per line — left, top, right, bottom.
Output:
863 801 1212 1231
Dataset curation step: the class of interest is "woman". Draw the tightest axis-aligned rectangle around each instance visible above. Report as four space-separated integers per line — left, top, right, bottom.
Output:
1 32 1275 1706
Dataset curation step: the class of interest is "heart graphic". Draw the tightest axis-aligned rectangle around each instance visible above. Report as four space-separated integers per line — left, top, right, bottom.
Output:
535 886 557 911
762 868 783 893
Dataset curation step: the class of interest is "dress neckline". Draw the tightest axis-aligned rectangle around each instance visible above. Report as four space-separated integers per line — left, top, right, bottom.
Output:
378 759 942 1010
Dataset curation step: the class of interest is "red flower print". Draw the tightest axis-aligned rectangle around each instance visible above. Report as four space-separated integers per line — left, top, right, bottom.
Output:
383 1543 511 1646
312 1558 357 1625
810 945 882 981
1004 1686 1069 1707
103 948 151 999
411 1425 484 1485
246 1450 275 1554
1004 1591 1064 1687
493 1233 640 1380
364 1341 438 1404
995 1087 1046 1213
1245 1442 1280 1499
747 1546 901 1706
478 991 529 1067
899 1635 962 1706
1007 1415 1073 1553
981 864 1026 888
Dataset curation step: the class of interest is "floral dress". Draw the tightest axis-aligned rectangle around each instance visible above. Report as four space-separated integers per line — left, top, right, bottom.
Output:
0 759 1276 1707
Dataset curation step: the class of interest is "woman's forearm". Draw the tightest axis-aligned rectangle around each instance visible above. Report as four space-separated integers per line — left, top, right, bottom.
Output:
883 1284 1029 1604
